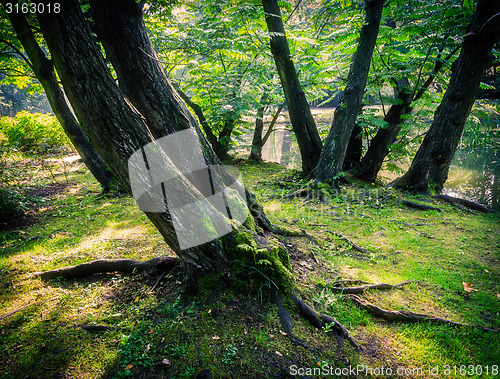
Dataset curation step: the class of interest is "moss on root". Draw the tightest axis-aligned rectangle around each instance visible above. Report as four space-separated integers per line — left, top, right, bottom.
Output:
225 226 296 295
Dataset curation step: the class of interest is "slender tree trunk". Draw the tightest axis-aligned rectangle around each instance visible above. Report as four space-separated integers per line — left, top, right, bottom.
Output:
3 3 114 191
176 88 226 159
354 86 413 181
249 100 283 162
394 0 500 193
249 103 265 161
262 0 322 174
314 0 383 182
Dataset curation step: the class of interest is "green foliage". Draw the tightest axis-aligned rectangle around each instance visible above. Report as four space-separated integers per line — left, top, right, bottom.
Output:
0 112 70 154
0 187 25 218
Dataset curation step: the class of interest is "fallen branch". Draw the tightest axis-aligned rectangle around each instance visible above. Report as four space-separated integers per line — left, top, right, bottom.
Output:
433 194 490 213
400 199 441 212
325 280 413 294
0 297 59 320
34 256 179 280
326 231 371 256
348 295 498 332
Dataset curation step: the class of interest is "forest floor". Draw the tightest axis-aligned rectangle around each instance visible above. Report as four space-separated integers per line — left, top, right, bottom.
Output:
0 153 499 379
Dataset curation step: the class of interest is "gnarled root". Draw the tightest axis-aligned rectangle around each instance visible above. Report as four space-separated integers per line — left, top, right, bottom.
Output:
290 291 360 350
323 280 413 294
433 194 490 213
326 231 372 256
34 256 180 280
271 289 316 352
348 294 499 333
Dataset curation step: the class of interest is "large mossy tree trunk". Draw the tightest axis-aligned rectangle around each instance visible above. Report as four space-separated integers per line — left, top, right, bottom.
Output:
314 0 383 182
33 0 294 289
262 0 322 174
394 0 500 193
3 3 114 191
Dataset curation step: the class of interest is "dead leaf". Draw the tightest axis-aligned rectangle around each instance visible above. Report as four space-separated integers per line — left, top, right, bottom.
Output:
144 343 150 354
125 364 133 370
279 330 287 336
212 335 220 340
275 351 282 356
463 282 478 293
161 358 170 365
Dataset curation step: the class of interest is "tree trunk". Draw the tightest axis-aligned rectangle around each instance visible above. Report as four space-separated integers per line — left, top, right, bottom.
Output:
262 0 322 174
3 3 115 191
249 103 265 161
342 122 363 171
394 0 500 193
176 88 226 160
33 0 294 289
354 86 413 181
314 0 383 182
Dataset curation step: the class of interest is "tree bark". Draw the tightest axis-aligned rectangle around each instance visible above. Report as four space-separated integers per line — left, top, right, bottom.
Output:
2 2 115 191
394 0 500 193
262 0 322 174
342 122 363 171
314 0 383 182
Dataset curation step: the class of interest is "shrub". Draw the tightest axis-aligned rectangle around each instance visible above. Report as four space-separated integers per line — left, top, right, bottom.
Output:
0 111 71 154
0 187 26 219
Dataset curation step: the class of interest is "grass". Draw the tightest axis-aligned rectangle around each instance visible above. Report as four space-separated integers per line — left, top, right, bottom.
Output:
0 153 499 378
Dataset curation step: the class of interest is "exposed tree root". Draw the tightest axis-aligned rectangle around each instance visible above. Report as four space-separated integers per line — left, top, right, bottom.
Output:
400 199 441 212
34 256 179 280
325 231 371 256
324 280 413 294
348 294 499 333
433 194 490 213
291 291 360 350
320 313 360 349
0 296 59 320
271 289 316 352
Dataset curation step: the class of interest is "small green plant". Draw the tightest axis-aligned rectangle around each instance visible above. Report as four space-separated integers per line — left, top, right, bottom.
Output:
221 344 238 364
168 344 188 359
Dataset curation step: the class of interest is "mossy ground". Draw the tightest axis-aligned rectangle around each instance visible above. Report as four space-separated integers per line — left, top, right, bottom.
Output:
0 153 499 378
